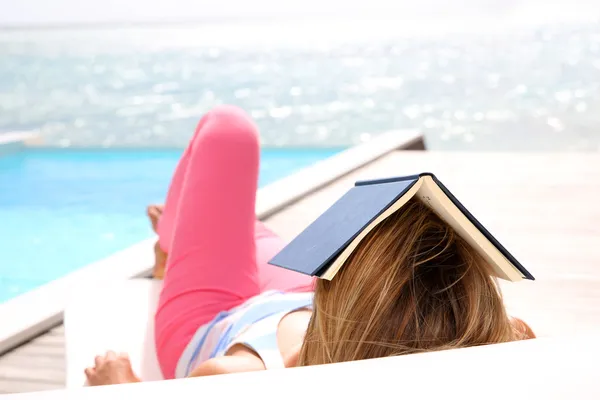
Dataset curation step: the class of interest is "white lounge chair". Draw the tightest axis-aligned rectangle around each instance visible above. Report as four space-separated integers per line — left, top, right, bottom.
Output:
64 279 164 387
62 278 600 400
64 277 539 387
59 321 600 399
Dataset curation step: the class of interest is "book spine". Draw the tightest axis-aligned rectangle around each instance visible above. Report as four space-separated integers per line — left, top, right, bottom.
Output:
355 174 421 186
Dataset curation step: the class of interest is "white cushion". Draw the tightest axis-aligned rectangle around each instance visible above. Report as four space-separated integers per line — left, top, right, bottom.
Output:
64 279 164 387
29 334 600 399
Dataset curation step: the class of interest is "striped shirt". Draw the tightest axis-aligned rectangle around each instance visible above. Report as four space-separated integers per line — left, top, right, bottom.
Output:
175 291 313 378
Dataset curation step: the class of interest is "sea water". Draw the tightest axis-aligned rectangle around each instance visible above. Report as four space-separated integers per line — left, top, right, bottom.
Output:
1 16 600 151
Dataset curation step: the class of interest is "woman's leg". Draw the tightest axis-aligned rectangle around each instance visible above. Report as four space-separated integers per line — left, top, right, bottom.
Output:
254 221 315 293
154 105 262 379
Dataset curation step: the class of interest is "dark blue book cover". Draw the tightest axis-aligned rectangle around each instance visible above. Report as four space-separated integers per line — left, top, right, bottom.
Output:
268 176 420 277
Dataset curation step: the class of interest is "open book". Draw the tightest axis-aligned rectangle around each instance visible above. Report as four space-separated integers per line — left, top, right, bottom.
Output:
269 173 534 282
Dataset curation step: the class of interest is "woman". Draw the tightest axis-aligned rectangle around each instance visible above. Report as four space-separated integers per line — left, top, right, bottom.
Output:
85 105 534 386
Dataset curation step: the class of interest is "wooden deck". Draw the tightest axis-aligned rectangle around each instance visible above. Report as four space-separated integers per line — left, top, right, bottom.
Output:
1 150 599 394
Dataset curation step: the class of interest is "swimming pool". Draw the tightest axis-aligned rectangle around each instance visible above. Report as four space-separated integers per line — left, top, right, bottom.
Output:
0 148 341 302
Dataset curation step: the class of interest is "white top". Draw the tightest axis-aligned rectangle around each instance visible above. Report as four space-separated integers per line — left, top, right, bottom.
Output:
175 291 313 378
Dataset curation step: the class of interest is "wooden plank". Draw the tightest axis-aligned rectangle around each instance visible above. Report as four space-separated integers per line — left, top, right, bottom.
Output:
267 151 600 241
0 379 62 395
0 365 64 384
0 330 66 394
8 343 64 358
29 335 64 348
0 353 65 369
45 326 64 336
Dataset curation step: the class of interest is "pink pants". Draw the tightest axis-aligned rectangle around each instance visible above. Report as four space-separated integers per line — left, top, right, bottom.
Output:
154 105 314 379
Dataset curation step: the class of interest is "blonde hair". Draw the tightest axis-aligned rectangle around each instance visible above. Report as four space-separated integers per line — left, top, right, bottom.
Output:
298 199 533 366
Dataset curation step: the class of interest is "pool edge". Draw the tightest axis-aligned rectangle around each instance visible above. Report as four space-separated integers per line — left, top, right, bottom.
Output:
0 129 424 355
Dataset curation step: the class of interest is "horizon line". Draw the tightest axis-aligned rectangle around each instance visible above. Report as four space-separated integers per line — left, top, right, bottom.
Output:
0 9 514 31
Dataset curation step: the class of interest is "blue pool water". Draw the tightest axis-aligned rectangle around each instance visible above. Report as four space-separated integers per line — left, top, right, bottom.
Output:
0 148 340 302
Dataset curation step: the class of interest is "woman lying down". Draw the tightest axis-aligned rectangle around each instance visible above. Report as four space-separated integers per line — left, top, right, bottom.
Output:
85 106 535 386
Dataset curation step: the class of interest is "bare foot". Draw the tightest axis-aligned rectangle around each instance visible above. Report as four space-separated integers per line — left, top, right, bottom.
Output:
153 241 167 280
147 205 166 279
146 205 164 234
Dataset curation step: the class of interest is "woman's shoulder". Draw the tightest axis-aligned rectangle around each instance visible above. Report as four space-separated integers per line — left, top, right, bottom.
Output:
188 353 265 377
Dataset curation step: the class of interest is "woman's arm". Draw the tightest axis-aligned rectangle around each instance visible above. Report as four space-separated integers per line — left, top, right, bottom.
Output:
86 351 265 386
188 354 265 377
